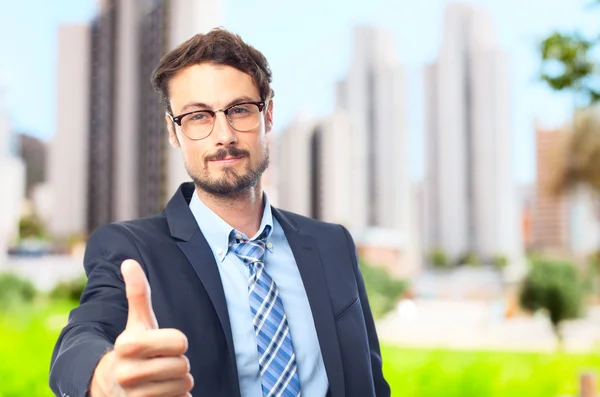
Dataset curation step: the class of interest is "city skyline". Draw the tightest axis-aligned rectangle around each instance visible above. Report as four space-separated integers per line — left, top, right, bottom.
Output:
0 0 596 185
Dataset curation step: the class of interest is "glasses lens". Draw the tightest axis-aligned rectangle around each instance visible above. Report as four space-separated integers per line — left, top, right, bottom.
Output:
227 104 261 131
181 111 214 139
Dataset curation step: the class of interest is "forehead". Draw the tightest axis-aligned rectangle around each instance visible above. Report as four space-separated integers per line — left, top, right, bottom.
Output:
168 63 259 113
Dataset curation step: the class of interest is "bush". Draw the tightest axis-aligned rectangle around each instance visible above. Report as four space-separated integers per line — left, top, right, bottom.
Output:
19 214 47 240
427 248 450 269
359 261 408 319
0 272 37 311
519 259 585 348
492 254 508 270
457 251 480 267
49 275 88 303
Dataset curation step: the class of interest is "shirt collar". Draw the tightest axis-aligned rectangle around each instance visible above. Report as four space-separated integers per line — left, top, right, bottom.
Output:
189 191 274 262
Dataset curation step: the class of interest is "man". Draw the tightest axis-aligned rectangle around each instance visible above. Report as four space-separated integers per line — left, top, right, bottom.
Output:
49 28 390 397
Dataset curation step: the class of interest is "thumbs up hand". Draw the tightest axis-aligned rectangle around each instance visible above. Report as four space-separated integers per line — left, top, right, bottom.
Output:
89 260 194 397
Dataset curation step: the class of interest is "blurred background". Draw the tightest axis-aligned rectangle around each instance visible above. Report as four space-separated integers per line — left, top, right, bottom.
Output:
1 0 600 395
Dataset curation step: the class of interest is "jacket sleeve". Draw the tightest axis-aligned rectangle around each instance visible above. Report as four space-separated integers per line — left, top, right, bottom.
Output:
341 225 392 397
49 223 144 397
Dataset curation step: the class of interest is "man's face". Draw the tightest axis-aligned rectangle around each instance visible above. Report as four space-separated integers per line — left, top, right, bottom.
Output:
166 63 273 197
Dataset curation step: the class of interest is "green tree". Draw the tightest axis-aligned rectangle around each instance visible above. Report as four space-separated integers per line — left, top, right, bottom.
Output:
519 259 585 349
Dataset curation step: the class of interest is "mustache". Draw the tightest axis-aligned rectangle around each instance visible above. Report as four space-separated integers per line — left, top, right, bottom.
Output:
205 147 250 162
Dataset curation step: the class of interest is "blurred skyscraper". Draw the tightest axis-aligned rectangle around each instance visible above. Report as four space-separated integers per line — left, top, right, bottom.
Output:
88 0 220 231
16 133 47 198
424 3 523 264
50 25 90 241
530 124 569 252
51 0 220 238
336 26 409 233
531 122 600 256
277 110 353 224
278 26 410 234
0 90 26 265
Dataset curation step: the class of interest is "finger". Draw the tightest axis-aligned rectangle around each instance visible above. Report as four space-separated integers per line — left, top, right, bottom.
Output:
121 374 194 397
115 328 188 358
121 259 158 330
114 355 190 387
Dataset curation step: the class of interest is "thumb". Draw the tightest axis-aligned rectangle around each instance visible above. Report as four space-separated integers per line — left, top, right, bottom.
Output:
121 259 158 330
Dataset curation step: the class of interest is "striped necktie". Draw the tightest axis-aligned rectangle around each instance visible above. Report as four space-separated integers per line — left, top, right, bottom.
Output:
230 226 302 397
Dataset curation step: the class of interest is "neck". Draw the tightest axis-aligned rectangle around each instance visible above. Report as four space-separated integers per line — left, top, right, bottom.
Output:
195 183 265 238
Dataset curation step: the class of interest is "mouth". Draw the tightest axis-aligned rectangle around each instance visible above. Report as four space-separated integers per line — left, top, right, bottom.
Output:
209 156 244 164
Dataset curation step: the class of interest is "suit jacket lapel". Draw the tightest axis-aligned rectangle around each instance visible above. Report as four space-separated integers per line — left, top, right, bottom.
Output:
165 183 241 397
273 208 345 397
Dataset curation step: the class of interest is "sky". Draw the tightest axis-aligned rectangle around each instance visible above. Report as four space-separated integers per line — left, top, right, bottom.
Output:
0 0 597 184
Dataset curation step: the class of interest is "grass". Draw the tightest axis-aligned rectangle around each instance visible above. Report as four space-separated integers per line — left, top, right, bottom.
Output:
1 301 599 397
0 301 72 397
382 345 600 397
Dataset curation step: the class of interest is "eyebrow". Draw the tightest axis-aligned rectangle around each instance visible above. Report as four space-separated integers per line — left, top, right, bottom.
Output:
179 95 259 114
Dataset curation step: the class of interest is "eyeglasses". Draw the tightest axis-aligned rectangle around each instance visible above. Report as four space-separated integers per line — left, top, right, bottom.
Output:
168 101 266 140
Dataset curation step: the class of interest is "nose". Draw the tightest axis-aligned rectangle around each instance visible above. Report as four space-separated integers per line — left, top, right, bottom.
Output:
211 111 237 146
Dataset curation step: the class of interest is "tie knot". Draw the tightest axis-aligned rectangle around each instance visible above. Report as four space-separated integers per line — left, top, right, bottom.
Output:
230 226 271 266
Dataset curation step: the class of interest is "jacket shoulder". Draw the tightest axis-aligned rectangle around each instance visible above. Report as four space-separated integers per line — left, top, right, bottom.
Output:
88 212 169 242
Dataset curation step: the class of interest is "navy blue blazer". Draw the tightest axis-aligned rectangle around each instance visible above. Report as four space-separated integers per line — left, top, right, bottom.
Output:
49 182 391 397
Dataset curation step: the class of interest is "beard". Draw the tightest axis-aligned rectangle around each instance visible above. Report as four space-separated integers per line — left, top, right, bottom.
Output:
187 145 269 197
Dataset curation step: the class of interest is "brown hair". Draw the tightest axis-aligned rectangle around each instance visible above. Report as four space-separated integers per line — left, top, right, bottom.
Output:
151 27 274 114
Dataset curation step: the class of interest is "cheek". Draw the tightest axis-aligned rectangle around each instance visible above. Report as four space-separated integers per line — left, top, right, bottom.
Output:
181 141 206 166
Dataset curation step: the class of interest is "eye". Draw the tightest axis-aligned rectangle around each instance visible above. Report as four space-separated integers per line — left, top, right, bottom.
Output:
190 112 209 121
230 106 251 115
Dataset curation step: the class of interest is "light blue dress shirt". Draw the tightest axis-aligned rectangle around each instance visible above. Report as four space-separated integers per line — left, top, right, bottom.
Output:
189 192 329 397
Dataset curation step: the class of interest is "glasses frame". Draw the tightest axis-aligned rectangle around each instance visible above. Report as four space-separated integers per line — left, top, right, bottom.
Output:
168 101 267 141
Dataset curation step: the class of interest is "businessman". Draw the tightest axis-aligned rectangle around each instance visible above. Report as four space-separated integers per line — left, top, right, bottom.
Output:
49 28 391 397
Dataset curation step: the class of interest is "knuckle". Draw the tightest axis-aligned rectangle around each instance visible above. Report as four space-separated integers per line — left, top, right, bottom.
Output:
185 373 195 391
114 364 132 386
174 330 188 352
165 329 188 353
129 390 151 397
179 355 190 373
114 362 143 387
115 334 142 356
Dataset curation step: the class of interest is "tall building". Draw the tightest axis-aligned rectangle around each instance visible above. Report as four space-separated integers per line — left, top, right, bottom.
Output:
87 2 116 233
531 120 600 257
530 124 569 251
277 110 353 225
424 3 522 264
277 113 317 218
0 90 26 265
50 24 91 240
138 0 170 218
85 0 220 233
166 0 222 200
16 133 47 198
336 26 409 233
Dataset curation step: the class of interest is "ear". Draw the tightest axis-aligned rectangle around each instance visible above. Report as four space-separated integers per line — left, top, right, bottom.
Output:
265 100 274 133
165 114 180 148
